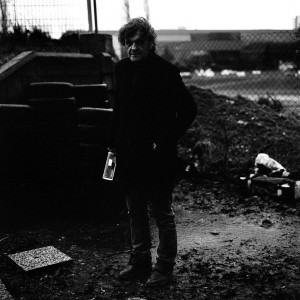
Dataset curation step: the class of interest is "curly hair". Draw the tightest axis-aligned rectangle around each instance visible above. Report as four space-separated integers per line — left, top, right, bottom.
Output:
118 17 157 51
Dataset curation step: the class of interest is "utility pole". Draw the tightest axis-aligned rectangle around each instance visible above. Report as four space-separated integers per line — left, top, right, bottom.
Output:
124 0 130 22
93 0 98 33
0 0 9 35
144 0 149 21
87 0 92 32
13 0 17 25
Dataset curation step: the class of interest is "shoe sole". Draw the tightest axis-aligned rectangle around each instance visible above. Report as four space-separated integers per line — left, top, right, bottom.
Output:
145 275 173 287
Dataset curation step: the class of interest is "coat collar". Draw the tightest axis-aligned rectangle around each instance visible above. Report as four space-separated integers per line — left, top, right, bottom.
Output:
129 51 156 68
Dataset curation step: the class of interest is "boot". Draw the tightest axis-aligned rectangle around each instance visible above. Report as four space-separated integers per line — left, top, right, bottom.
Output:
118 253 152 281
146 268 173 287
146 261 174 287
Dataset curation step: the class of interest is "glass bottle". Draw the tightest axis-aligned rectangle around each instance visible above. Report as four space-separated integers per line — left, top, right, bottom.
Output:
102 151 116 180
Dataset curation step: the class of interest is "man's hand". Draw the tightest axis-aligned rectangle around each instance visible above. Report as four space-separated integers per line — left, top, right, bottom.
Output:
108 147 116 154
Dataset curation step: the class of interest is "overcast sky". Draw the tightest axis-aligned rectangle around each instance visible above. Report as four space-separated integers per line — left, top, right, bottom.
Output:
12 0 300 39
96 0 300 31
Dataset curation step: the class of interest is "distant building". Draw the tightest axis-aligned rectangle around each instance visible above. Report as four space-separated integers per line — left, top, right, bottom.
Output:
102 29 296 60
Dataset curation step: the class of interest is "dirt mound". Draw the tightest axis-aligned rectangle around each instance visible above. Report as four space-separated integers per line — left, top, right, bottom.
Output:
180 85 300 178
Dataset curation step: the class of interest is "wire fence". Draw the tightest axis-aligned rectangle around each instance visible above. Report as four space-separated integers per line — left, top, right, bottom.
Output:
156 30 300 113
0 2 299 112
1 0 88 38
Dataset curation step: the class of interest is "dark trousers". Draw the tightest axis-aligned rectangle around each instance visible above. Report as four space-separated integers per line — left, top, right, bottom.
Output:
126 184 177 268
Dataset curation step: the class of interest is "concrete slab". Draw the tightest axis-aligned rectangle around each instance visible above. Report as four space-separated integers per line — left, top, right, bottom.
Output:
0 279 14 300
7 246 72 272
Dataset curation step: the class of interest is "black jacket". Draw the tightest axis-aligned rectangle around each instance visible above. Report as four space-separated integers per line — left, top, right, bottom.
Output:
109 52 197 189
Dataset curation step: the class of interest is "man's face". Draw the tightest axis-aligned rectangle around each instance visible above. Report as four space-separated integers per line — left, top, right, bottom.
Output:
125 31 153 62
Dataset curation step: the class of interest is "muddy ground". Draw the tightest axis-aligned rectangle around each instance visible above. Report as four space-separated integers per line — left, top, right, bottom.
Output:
1 178 300 300
1 86 300 300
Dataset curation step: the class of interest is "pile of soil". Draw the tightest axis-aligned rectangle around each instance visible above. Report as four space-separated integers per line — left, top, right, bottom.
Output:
180 85 300 178
1 86 300 300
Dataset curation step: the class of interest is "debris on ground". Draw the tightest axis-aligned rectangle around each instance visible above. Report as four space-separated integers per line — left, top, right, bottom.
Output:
7 246 72 272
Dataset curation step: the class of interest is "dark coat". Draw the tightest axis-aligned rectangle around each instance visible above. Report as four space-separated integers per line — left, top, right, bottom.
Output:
109 52 197 190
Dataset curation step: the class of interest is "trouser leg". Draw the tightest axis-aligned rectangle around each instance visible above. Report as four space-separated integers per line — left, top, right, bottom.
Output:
150 189 177 270
119 189 152 280
126 189 152 257
126 185 177 269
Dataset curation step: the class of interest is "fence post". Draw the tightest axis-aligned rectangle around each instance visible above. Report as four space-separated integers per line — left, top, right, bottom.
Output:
93 0 98 33
87 0 93 32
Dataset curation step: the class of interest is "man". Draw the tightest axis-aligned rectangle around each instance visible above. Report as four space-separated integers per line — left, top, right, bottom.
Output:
109 17 197 286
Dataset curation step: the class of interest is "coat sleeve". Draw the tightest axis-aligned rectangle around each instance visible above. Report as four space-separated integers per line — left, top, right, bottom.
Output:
107 63 121 150
157 68 197 146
